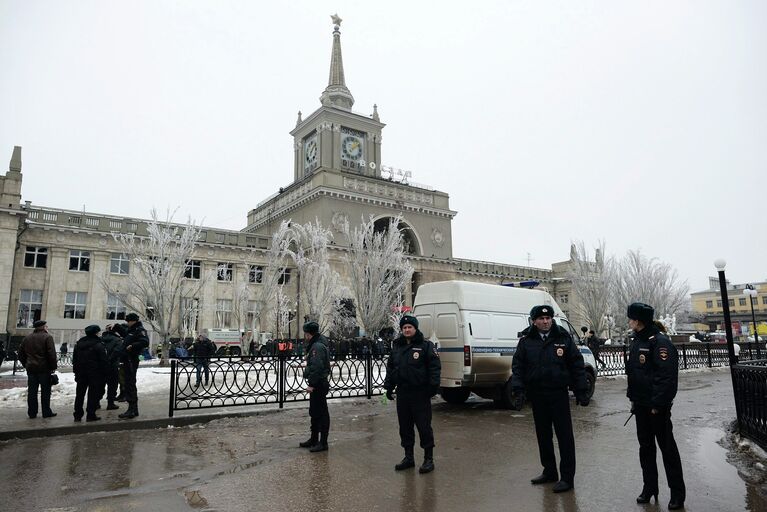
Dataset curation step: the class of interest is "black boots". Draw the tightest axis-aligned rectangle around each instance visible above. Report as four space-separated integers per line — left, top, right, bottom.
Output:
668 494 685 510
86 415 101 422
118 402 138 419
419 447 434 474
395 447 416 471
531 473 559 485
106 401 120 410
309 432 329 452
552 481 573 493
299 434 318 448
636 489 658 504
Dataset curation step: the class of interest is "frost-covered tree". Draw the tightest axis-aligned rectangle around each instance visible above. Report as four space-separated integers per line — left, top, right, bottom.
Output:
103 208 211 365
283 219 343 334
568 241 611 335
247 221 292 339
609 249 689 333
343 215 414 336
274 286 293 338
231 281 251 335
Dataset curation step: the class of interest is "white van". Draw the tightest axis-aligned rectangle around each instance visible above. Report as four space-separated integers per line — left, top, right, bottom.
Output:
413 280 597 408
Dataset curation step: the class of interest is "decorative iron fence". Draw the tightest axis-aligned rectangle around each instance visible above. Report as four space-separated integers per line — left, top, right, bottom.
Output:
169 354 388 417
595 343 763 376
733 360 767 450
10 352 72 374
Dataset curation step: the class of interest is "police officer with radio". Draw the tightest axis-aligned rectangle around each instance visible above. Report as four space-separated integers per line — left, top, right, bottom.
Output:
511 305 589 493
119 313 149 420
299 321 331 452
626 302 685 510
384 315 441 474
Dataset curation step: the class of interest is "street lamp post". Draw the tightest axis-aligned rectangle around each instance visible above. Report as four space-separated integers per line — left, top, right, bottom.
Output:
744 285 759 344
715 259 742 430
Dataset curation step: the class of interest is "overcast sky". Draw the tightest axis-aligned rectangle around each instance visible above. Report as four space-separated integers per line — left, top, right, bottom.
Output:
1 1 765 292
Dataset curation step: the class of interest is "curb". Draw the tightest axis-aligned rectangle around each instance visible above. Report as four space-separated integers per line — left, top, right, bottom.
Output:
0 407 283 442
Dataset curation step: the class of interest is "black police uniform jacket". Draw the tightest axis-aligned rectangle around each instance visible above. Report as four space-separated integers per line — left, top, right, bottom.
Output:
73 334 109 380
122 322 150 365
626 325 678 408
384 330 441 394
511 323 588 396
101 332 123 370
190 337 217 363
303 334 331 387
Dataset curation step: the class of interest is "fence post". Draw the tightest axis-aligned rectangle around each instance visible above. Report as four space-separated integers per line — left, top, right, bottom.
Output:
278 354 285 409
168 359 176 418
682 344 688 370
706 343 713 368
366 354 373 399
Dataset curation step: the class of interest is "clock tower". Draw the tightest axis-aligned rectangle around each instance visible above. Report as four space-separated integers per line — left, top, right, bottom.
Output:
290 15 385 182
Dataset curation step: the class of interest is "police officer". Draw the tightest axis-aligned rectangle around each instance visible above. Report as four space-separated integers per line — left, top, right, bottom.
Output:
119 313 149 420
100 324 124 410
72 325 108 422
384 315 441 474
299 321 331 452
626 302 685 510
510 305 589 493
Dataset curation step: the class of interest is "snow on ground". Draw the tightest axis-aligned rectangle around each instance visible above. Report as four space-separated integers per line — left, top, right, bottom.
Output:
0 367 171 407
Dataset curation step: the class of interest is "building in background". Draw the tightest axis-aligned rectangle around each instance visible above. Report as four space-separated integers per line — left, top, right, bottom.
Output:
690 277 767 337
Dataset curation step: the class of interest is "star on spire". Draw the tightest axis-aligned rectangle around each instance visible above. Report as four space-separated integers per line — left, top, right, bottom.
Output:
331 13 342 26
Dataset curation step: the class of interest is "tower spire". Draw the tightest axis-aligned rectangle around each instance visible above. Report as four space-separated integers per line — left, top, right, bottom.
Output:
320 14 354 110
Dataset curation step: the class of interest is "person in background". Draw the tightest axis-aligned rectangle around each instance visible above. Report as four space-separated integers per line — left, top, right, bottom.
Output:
18 320 58 419
118 313 149 420
73 325 108 422
299 321 331 453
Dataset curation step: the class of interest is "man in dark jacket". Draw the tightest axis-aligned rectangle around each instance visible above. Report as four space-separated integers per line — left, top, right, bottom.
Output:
19 320 58 418
384 315 441 474
511 305 589 493
626 302 685 510
100 324 124 410
299 321 331 453
190 334 217 387
118 313 149 419
73 325 109 421
586 330 607 369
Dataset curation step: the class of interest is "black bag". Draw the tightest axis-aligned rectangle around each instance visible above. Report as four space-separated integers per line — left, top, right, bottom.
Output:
50 373 59 386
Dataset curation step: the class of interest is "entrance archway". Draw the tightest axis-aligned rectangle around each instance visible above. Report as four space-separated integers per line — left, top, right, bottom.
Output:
373 217 421 256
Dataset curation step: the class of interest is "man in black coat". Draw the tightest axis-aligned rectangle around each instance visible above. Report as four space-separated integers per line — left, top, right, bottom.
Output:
101 324 124 410
190 334 217 387
118 313 149 419
626 302 685 510
511 305 589 493
73 325 108 422
299 321 331 452
19 320 58 418
384 315 441 474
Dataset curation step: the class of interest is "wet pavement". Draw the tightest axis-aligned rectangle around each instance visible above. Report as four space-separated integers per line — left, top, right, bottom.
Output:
0 367 765 512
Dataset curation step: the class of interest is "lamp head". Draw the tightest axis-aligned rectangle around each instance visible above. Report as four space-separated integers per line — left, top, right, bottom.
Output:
714 258 727 271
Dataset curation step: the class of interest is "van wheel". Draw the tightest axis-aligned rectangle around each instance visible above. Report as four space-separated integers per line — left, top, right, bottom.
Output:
440 387 470 405
230 347 241 357
259 346 268 356
585 370 596 399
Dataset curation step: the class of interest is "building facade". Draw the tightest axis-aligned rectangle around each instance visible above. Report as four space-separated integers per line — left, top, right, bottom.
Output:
0 19 586 348
691 277 767 336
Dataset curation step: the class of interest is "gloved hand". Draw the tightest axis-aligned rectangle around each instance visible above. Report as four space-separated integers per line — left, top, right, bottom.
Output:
386 389 395 401
576 394 590 407
511 391 525 411
430 385 439 398
630 401 635 413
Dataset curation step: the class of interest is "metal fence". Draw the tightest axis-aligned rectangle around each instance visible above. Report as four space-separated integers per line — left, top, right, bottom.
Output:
595 343 763 376
733 360 767 450
9 352 72 374
169 354 388 417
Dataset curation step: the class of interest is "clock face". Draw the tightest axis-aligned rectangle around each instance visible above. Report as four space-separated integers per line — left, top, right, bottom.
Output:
304 135 318 173
341 135 363 161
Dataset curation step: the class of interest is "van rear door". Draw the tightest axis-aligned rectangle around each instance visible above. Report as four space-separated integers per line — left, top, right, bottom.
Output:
415 302 463 388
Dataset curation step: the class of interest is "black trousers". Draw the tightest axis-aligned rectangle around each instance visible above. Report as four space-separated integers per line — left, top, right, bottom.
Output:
123 359 140 403
308 380 330 439
530 390 576 483
105 367 119 401
27 372 53 417
396 389 434 450
634 405 686 498
74 375 103 418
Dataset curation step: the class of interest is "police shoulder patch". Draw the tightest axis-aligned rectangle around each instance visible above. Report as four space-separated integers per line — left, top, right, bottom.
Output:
658 347 669 361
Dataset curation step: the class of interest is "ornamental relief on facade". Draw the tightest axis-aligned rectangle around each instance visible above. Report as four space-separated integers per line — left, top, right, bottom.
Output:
342 177 433 206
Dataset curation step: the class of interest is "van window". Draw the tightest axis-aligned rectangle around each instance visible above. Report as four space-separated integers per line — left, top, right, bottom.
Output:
494 314 529 340
436 314 458 339
416 314 433 337
468 312 491 340
558 318 580 340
